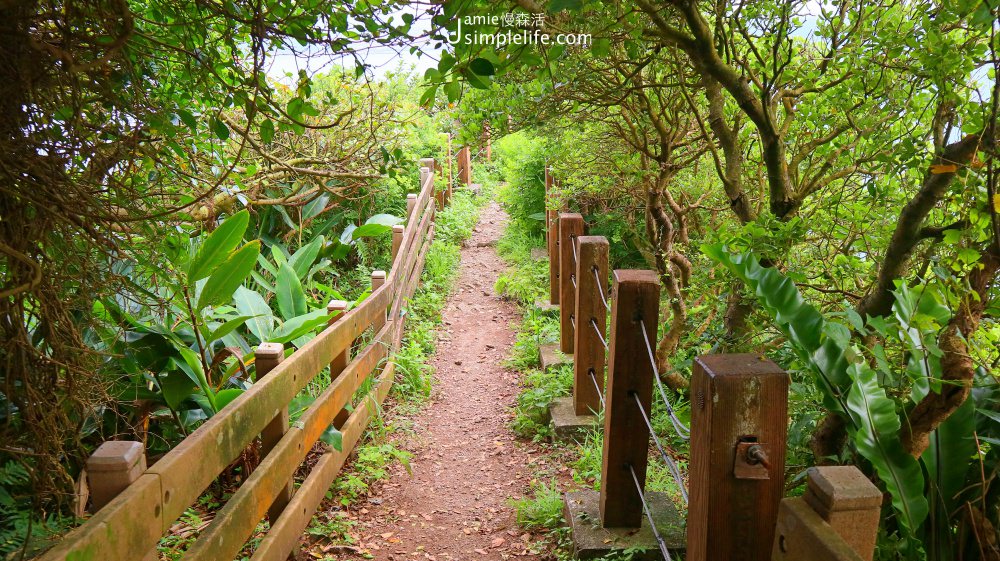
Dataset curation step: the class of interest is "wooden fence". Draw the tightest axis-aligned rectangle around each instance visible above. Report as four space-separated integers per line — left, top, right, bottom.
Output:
41 159 450 561
543 166 884 561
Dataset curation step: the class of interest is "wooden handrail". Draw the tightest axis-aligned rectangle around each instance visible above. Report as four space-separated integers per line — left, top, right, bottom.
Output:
40 163 440 561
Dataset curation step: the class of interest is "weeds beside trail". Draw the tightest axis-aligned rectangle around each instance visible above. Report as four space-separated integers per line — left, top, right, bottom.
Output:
491 135 690 561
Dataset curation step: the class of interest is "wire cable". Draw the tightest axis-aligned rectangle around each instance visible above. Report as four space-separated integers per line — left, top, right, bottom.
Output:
592 266 610 311
638 318 690 440
588 368 605 408
632 392 689 504
628 463 673 561
570 234 579 265
590 318 608 349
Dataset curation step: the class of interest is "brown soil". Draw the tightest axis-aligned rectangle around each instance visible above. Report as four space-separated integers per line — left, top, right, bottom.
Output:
326 201 548 561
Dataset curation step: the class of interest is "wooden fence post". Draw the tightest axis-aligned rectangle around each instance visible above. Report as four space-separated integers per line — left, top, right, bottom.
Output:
600 270 660 527
406 193 417 221
327 300 351 428
420 157 440 208
255 342 293 523
687 354 789 561
772 466 881 561
447 135 453 197
371 270 386 333
392 225 404 260
573 236 609 415
85 441 156 561
458 146 472 186
559 213 584 354
546 166 559 306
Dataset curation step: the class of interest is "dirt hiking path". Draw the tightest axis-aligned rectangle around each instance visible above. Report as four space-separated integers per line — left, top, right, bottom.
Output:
335 201 547 561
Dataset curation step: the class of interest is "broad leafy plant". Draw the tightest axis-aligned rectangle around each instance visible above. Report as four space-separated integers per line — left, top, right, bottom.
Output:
705 245 998 558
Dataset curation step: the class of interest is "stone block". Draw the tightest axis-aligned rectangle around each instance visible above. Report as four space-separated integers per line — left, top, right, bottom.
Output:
564 489 685 560
539 343 571 371
548 397 600 442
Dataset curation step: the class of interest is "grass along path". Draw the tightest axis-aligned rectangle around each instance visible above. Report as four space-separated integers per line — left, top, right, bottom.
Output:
324 200 549 561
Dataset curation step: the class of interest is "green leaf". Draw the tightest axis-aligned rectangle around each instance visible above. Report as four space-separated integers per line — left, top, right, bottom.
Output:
470 57 495 76
214 388 245 411
351 223 393 239
591 38 611 57
176 347 214 408
156 367 198 410
275 262 307 321
177 110 198 131
212 118 230 141
922 398 975 557
846 363 929 538
234 286 274 342
197 241 261 310
320 425 343 451
549 0 582 11
188 210 250 282
206 315 256 344
703 244 929 538
260 118 275 143
288 237 324 280
268 309 332 344
351 214 403 239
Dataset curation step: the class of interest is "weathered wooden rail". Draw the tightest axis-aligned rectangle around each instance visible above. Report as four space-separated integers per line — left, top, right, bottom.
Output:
543 166 884 561
42 159 450 561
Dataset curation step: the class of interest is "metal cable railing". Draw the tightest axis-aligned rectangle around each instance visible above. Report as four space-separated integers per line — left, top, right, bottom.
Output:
590 318 608 349
589 368 605 408
628 463 674 561
632 392 689 504
593 266 610 311
638 318 690 440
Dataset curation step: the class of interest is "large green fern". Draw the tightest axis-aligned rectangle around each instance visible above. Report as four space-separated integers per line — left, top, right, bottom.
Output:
703 244 929 550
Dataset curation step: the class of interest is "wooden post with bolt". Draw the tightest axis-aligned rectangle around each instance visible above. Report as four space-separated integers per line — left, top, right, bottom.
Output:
391 225 404 260
687 354 789 561
573 236 609 415
255 342 293 524
546 167 559 306
371 270 387 333
327 300 351 428
600 270 660 528
558 213 584 354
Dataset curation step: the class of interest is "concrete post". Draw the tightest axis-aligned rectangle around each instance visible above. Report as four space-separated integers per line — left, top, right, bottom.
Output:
86 441 146 511
85 441 156 561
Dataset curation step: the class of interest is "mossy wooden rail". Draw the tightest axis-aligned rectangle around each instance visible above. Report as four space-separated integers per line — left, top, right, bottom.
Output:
41 160 446 561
